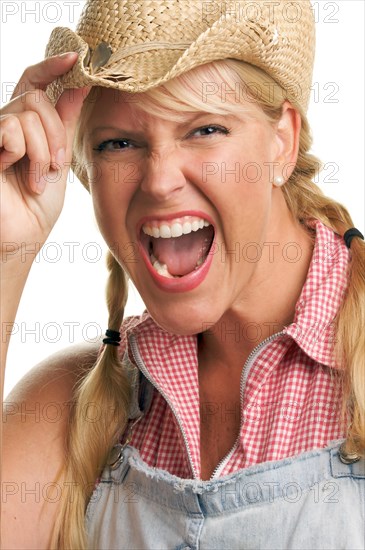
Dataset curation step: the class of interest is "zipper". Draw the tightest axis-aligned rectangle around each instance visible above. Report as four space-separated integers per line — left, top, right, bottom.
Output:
128 333 199 479
129 330 285 481
209 330 285 480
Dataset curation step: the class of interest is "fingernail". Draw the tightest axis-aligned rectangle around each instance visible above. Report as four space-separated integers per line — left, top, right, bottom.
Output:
58 52 78 59
55 148 66 168
35 177 47 195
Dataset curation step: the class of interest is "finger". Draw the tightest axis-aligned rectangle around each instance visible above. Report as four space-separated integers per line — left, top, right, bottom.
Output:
11 52 79 99
1 86 90 191
0 115 26 169
0 111 51 194
16 111 52 194
3 90 67 170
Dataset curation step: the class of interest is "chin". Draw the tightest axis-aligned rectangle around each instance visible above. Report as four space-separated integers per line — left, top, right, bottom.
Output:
145 298 223 336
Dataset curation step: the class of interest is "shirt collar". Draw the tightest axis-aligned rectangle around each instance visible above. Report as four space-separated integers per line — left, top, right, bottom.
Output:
124 219 350 371
283 219 350 369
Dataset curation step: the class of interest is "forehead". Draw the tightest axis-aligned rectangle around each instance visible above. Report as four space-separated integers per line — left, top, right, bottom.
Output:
83 61 270 126
85 88 266 132
87 88 145 119
86 90 181 136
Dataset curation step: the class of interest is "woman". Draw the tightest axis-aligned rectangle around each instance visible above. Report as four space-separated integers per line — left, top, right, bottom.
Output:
1 1 364 548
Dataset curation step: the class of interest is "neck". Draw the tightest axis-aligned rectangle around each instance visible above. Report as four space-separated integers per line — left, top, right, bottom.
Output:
198 211 315 374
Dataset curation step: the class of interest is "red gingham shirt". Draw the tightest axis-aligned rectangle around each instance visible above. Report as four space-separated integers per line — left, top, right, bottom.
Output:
118 219 350 479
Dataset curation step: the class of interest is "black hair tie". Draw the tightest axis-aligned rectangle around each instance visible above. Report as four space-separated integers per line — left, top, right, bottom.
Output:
343 228 364 249
103 329 121 346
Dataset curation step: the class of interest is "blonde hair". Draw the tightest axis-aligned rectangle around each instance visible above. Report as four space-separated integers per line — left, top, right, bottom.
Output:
51 60 365 548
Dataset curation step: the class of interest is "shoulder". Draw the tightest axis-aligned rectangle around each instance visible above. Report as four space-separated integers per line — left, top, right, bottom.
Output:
4 339 102 410
2 340 101 548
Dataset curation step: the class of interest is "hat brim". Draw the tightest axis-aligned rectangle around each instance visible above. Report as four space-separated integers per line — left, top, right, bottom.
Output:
45 8 314 110
45 4 314 189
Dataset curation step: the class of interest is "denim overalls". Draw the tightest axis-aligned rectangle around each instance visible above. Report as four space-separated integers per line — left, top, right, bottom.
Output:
85 440 364 550
85 367 365 550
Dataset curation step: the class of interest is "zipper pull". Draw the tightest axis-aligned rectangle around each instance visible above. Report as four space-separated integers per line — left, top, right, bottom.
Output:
106 415 143 470
107 443 125 470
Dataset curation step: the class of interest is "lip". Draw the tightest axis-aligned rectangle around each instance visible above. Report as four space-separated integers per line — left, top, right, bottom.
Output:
136 210 216 293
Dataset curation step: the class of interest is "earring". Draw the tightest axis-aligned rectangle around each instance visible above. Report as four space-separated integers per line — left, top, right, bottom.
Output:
273 176 284 187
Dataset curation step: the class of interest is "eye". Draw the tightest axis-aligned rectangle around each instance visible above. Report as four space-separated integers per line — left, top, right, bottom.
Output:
188 125 230 138
93 139 135 152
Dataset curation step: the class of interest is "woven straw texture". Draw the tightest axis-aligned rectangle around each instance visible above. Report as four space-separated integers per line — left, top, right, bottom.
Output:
45 0 315 112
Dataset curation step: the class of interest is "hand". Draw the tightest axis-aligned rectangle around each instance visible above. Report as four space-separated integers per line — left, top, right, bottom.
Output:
0 53 89 260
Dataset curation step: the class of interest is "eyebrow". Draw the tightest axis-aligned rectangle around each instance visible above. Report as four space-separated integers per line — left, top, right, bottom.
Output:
88 113 239 137
89 125 134 134
86 126 145 141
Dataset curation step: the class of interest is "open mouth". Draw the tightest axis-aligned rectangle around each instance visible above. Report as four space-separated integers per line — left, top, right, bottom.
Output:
139 215 215 279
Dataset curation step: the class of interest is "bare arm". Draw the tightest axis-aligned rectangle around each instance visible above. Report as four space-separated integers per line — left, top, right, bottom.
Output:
1 56 91 547
2 340 101 549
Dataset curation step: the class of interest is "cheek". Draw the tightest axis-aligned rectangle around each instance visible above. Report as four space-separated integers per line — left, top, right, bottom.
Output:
88 167 137 255
198 146 272 211
196 130 274 187
196 144 274 244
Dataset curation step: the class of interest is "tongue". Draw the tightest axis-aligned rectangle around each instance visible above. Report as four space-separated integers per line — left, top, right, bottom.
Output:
152 226 214 276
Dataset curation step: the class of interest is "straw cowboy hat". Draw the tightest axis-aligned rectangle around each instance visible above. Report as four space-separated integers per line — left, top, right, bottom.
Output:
46 0 315 112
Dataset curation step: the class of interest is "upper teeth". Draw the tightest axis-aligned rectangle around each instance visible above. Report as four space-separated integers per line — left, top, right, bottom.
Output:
142 216 210 238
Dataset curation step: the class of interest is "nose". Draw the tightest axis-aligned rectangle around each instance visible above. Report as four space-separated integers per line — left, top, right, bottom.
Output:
139 147 186 202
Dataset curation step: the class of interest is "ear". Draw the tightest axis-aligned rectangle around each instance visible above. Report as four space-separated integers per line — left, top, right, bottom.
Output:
274 101 301 181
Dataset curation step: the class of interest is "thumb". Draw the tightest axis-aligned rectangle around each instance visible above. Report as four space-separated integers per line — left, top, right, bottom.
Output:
56 87 91 160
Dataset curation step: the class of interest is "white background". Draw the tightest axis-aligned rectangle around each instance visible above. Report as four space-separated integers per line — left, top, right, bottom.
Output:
1 1 364 396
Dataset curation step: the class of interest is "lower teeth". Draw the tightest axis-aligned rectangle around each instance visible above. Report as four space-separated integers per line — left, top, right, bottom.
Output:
150 254 177 278
150 253 205 278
